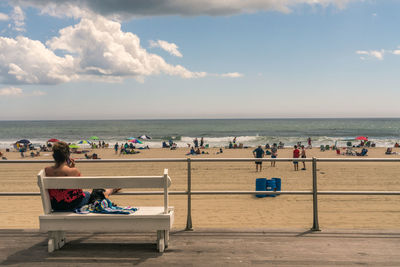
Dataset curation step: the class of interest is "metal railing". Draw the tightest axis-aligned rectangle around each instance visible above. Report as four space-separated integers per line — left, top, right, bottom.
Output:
1 157 400 231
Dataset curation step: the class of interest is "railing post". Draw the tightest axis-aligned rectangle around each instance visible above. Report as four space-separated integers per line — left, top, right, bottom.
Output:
311 157 320 231
185 158 193 231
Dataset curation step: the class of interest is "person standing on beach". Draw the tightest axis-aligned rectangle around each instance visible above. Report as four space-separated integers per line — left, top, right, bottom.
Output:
200 137 204 148
307 137 312 149
271 144 278 167
293 145 300 171
194 138 199 148
300 145 306 170
253 145 265 172
114 142 119 154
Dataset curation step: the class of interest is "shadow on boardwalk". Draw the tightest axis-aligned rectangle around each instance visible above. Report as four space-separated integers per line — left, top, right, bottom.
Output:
1 228 400 266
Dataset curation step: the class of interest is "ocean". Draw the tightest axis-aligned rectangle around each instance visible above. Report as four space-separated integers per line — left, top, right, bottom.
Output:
0 118 399 149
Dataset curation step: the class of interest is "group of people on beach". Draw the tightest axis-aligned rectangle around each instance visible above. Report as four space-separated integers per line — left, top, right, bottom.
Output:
114 142 149 155
252 144 307 172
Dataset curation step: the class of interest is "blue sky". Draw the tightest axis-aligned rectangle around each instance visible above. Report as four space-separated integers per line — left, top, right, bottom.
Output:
0 0 399 120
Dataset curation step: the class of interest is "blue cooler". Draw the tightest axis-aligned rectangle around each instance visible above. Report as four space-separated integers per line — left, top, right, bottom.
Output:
266 179 276 197
271 178 281 195
255 178 267 198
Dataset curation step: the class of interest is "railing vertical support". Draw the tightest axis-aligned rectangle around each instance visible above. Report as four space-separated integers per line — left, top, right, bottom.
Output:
185 158 193 231
311 157 320 231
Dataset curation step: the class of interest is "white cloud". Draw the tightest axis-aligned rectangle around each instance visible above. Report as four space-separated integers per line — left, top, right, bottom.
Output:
11 6 25 32
356 46 400 60
219 72 243 78
356 50 384 60
15 0 358 18
0 16 213 84
47 16 205 80
0 36 77 84
0 87 46 96
0 13 9 21
392 50 400 55
0 87 23 96
149 40 183 57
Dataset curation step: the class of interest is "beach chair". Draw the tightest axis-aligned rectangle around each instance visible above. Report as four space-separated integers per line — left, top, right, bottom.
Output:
347 141 352 147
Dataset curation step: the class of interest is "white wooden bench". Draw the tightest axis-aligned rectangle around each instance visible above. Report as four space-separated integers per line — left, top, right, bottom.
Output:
37 169 174 253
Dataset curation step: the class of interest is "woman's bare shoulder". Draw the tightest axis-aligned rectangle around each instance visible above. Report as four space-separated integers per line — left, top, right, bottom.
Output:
44 165 81 176
63 166 81 176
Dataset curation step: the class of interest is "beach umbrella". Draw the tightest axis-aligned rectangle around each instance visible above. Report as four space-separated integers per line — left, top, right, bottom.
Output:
138 135 152 140
47 138 59 143
77 140 91 144
129 138 143 144
90 136 99 140
17 139 30 144
69 144 79 149
355 136 368 141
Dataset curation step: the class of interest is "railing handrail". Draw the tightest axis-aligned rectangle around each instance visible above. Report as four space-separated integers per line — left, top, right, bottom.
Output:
3 190 400 196
2 157 400 163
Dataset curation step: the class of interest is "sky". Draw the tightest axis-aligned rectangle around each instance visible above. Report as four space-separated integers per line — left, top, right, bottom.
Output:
0 0 399 120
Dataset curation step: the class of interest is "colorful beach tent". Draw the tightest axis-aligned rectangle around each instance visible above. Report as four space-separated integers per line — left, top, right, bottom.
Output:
17 139 30 144
129 138 143 144
90 136 99 140
47 138 59 142
69 144 79 149
78 140 91 144
355 136 368 141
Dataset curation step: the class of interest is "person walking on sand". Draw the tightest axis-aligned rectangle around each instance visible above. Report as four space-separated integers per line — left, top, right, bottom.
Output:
271 144 278 167
301 145 307 170
293 145 300 171
253 145 265 172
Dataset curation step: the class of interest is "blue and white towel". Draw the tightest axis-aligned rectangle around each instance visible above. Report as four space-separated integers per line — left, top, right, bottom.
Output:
75 198 138 214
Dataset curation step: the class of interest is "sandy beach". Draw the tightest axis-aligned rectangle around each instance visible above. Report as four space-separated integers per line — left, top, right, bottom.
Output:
1 146 400 230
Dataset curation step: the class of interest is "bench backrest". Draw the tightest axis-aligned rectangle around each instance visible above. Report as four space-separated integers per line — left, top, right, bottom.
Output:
37 169 171 215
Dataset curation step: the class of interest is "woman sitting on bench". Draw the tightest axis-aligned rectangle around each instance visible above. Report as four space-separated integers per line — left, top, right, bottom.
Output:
45 142 118 211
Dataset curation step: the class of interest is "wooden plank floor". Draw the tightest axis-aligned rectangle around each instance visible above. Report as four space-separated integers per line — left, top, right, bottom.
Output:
1 228 400 266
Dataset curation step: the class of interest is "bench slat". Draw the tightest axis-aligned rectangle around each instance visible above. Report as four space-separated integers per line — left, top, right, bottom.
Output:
42 176 171 189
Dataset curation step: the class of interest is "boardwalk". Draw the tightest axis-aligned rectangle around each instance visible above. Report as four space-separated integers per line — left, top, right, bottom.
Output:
1 228 400 266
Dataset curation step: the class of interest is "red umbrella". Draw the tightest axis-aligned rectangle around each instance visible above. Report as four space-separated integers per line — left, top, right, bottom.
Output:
355 136 368 141
47 138 59 142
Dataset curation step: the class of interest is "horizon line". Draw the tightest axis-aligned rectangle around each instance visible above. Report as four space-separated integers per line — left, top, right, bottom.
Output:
1 117 400 122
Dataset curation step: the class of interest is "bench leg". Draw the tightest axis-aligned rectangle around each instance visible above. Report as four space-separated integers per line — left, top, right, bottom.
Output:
48 231 66 252
157 230 165 253
164 230 169 248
